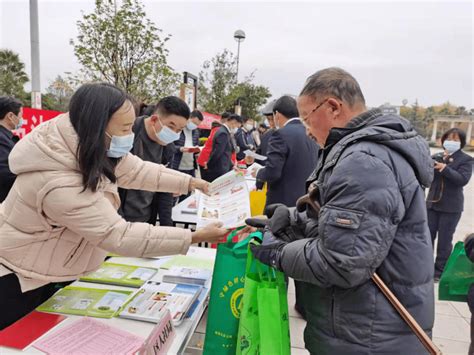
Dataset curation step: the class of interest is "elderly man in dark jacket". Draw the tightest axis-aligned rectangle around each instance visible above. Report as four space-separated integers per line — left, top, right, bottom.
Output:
249 68 435 354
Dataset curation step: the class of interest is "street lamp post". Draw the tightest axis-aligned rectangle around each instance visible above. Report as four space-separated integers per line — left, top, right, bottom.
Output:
30 0 41 108
234 29 246 83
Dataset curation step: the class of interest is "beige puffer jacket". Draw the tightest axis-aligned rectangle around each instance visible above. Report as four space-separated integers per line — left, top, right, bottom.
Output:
0 114 192 290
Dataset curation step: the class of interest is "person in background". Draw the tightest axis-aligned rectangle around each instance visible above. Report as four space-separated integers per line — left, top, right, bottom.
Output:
249 68 434 354
171 110 203 176
205 114 243 181
171 110 203 202
119 99 182 226
464 233 474 355
198 112 237 182
252 95 319 208
426 127 473 281
0 83 228 329
235 116 256 160
0 96 22 202
256 100 276 165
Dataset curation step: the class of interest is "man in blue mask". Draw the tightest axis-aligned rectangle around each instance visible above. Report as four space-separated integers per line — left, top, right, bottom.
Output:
119 96 192 226
170 110 204 202
0 96 23 202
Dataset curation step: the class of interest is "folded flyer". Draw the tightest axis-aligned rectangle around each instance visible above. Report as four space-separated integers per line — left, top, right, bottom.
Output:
119 281 202 326
36 286 133 318
196 170 251 229
80 262 158 288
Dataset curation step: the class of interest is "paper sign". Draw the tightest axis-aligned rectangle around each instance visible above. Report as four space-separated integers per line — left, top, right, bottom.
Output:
139 309 176 355
33 317 143 355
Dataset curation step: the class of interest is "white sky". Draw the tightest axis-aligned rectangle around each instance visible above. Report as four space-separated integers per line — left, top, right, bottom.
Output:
1 0 473 108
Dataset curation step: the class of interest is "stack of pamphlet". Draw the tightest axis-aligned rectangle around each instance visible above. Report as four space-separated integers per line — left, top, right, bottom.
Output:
162 266 211 286
36 286 133 318
119 281 202 326
80 262 158 288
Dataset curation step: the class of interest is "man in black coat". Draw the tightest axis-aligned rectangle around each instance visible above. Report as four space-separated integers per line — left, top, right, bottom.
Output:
0 97 22 202
119 96 189 226
250 68 435 354
253 95 319 208
426 128 473 280
205 114 243 181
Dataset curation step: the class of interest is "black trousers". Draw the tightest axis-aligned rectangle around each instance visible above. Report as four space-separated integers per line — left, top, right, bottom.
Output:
199 166 214 183
0 273 58 330
427 209 462 277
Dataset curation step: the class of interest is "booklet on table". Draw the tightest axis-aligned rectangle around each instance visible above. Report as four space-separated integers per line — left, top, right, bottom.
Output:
119 281 202 326
79 262 158 288
36 286 134 318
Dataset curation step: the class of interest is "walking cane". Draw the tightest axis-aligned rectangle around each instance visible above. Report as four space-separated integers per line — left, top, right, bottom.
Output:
372 273 442 355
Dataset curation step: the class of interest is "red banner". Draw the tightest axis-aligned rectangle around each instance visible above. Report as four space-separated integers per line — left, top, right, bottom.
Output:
15 107 63 139
15 108 219 138
198 112 221 130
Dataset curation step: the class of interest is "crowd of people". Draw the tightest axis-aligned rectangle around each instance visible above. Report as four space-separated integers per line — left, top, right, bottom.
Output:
0 67 473 354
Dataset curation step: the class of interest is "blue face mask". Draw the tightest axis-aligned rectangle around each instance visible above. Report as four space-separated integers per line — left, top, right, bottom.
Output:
15 117 24 130
443 140 461 154
156 119 180 144
187 121 198 130
106 132 134 158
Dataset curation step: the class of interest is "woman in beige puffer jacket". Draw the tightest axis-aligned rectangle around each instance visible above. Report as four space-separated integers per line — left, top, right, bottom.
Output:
0 83 228 329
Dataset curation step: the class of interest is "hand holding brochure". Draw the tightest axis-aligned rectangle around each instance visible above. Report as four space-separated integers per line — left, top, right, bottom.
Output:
119 281 202 326
196 171 251 229
36 286 133 318
80 262 157 287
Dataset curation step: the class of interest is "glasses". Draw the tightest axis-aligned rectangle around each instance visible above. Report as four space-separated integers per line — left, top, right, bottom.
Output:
301 98 329 122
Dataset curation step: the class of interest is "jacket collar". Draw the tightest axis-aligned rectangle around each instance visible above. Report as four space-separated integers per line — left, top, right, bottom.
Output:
325 108 383 147
0 125 13 140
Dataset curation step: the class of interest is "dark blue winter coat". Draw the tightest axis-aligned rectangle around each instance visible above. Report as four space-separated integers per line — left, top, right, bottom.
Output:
280 109 435 354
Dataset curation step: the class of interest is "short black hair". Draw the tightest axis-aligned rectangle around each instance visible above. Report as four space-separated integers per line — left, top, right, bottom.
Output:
0 96 22 120
190 110 204 121
273 95 298 119
228 114 243 124
441 128 467 149
154 96 190 119
140 104 156 117
221 112 231 120
243 116 253 123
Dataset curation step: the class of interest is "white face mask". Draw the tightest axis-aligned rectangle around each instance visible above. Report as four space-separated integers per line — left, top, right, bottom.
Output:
245 124 253 131
443 140 461 154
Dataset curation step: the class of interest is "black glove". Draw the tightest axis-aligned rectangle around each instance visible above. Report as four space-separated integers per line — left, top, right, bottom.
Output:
245 204 300 243
250 228 286 269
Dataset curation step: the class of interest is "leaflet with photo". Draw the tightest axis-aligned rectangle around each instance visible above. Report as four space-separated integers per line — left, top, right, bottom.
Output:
196 171 251 229
119 281 202 326
36 286 133 318
80 262 158 288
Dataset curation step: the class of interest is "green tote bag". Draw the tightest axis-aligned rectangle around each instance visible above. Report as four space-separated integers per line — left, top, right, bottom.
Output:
237 239 291 355
203 229 261 355
439 241 474 302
